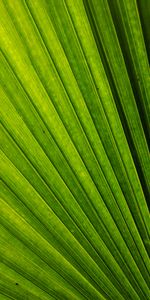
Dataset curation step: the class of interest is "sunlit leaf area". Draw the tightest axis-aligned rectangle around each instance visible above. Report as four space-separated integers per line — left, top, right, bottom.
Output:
0 0 150 299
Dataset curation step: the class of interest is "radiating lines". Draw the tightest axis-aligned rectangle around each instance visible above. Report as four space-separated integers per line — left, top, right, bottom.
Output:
0 0 150 299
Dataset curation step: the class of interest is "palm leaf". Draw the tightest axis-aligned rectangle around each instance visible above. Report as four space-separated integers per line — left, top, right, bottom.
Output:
0 0 149 299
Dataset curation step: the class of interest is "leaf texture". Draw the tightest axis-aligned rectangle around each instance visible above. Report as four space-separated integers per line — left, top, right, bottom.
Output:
0 0 150 299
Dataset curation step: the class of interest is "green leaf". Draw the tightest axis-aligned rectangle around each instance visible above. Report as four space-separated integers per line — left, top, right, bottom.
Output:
0 0 150 299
